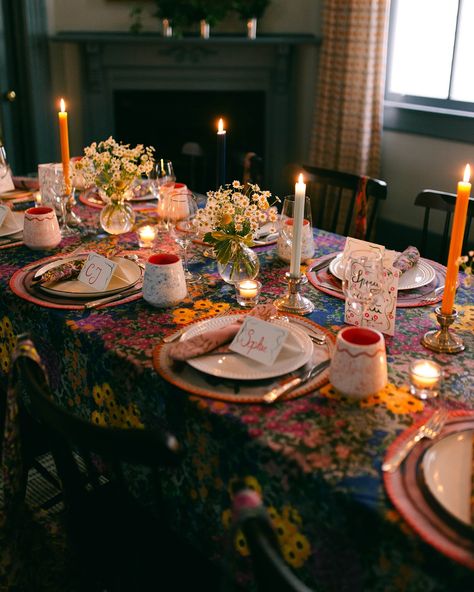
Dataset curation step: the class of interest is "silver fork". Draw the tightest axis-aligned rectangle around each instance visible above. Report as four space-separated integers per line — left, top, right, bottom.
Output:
162 308 232 343
422 286 444 303
382 409 448 473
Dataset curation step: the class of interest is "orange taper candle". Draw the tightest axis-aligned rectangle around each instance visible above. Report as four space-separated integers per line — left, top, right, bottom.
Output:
58 98 71 194
441 164 471 314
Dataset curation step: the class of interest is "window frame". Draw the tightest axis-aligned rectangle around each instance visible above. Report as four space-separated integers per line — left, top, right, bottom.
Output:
383 0 474 143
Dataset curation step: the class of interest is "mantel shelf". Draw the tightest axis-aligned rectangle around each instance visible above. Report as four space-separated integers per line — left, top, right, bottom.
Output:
52 31 321 46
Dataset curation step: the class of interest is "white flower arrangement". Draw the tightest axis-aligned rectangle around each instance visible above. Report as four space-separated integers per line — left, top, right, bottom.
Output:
76 136 155 200
457 250 473 288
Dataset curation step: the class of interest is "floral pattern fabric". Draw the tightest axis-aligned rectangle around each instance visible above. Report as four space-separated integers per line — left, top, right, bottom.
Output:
1 204 473 591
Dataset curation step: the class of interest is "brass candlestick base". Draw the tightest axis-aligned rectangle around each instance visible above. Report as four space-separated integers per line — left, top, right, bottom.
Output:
274 272 314 315
421 306 465 354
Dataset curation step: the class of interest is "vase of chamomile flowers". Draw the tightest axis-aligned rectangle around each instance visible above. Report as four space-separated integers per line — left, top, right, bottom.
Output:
77 137 155 234
194 181 279 284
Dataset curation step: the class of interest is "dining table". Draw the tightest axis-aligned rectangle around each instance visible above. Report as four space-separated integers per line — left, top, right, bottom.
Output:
0 200 473 591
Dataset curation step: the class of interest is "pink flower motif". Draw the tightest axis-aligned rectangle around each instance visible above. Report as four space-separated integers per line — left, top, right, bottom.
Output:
336 444 351 459
306 452 332 469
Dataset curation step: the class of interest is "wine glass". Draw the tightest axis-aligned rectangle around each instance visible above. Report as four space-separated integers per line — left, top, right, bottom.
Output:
342 250 384 326
168 190 201 283
0 145 11 179
149 159 176 233
50 165 78 237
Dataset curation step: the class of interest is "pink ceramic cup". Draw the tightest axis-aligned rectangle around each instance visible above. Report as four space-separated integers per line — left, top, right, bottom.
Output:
23 206 61 250
329 327 387 399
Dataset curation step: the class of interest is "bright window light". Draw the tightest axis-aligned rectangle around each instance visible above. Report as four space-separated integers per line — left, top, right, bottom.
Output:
388 0 458 99
451 1 474 102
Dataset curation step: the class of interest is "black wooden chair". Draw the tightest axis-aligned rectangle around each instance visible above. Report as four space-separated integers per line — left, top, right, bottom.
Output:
301 165 387 238
225 488 313 592
12 334 183 590
414 190 474 263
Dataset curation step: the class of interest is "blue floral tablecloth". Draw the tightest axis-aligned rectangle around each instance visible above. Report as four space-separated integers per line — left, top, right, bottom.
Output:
0 204 473 591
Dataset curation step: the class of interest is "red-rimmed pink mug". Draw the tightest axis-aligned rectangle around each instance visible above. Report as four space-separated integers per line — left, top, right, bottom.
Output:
23 206 61 250
143 253 187 308
329 326 387 399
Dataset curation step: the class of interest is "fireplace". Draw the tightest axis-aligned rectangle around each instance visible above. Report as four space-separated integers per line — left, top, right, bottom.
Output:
56 32 319 195
114 89 265 193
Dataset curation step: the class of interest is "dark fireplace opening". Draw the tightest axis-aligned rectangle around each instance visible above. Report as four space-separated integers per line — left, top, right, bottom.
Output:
114 90 266 194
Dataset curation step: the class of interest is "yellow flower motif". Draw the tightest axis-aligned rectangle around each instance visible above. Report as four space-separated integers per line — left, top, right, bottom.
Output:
235 529 250 557
272 515 297 546
282 505 302 526
243 476 262 495
172 308 197 325
92 385 105 406
209 302 230 312
221 508 232 529
193 299 213 310
91 410 107 427
445 304 474 331
282 532 311 568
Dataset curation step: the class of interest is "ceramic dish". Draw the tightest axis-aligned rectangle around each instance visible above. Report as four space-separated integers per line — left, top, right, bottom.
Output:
181 315 313 380
421 429 474 528
329 252 436 290
38 255 142 299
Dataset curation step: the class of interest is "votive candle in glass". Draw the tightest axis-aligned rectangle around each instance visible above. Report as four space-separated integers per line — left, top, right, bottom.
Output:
235 279 261 308
137 225 156 248
409 360 442 399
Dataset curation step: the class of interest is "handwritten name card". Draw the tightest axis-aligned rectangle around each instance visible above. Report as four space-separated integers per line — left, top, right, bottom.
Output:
342 238 399 336
229 317 289 366
78 253 117 292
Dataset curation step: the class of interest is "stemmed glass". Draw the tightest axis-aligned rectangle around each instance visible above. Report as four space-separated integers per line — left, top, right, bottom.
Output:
50 165 78 237
168 190 201 283
342 250 384 327
279 194 313 246
0 145 11 179
149 159 176 233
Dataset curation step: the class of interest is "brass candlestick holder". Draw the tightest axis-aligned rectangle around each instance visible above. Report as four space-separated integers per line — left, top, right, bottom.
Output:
274 272 314 315
421 306 465 354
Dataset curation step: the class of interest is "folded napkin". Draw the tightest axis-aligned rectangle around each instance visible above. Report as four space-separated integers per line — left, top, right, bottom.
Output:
393 246 420 273
167 303 277 361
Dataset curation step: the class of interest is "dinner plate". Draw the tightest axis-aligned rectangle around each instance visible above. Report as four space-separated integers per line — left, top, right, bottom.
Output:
329 252 436 290
421 430 474 528
0 212 23 237
38 255 142 299
181 315 313 380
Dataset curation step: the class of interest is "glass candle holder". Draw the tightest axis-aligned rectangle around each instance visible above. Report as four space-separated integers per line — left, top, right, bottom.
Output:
235 279 261 308
137 225 156 248
409 360 442 399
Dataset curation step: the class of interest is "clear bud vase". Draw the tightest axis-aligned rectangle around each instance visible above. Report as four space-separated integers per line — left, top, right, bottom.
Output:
162 19 173 37
99 194 135 235
247 17 257 39
200 20 210 39
217 241 260 284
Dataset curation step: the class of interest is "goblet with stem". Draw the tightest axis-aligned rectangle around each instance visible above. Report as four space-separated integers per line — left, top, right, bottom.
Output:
168 190 201 283
149 159 176 233
51 165 79 237
342 250 384 327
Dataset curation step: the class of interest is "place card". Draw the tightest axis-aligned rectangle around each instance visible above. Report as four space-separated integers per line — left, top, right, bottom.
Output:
77 253 117 292
0 170 15 194
229 316 289 366
343 239 400 336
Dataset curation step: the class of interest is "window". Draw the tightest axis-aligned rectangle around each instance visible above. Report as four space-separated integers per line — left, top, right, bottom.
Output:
384 0 474 142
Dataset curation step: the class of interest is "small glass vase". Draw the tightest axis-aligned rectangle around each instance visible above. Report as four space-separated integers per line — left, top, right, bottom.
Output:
217 241 260 284
99 195 135 235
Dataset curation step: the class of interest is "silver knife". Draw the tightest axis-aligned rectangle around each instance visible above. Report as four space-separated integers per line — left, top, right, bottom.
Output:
263 359 330 404
311 254 338 273
84 287 142 310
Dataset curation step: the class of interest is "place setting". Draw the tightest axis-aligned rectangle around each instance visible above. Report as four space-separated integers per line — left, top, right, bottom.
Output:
307 239 446 308
0 203 24 249
9 249 144 310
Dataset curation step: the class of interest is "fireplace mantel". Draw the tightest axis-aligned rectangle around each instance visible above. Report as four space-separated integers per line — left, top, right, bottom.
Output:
53 32 320 192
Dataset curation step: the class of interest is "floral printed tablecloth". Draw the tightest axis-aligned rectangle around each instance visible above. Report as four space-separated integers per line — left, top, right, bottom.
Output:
0 204 473 591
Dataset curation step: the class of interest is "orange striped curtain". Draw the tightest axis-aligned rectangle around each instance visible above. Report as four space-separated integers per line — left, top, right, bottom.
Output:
309 0 390 178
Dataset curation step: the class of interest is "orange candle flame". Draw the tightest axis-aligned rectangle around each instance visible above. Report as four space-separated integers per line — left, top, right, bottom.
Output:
297 173 304 184
217 118 225 134
60 98 66 113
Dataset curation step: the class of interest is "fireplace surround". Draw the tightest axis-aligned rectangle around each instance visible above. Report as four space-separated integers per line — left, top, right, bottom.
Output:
53 32 319 194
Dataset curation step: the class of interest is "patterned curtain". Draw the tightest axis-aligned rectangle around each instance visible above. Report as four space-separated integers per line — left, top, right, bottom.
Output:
309 0 390 178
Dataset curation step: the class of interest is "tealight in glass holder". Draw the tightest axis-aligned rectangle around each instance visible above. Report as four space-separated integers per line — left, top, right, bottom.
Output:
235 280 261 308
409 359 442 400
137 225 157 248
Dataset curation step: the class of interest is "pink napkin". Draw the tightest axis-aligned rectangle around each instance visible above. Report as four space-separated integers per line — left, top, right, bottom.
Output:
167 303 277 361
393 246 420 273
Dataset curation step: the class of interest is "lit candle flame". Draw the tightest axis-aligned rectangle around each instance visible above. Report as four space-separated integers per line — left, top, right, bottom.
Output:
463 164 470 183
297 173 304 184
60 98 66 113
217 118 225 133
